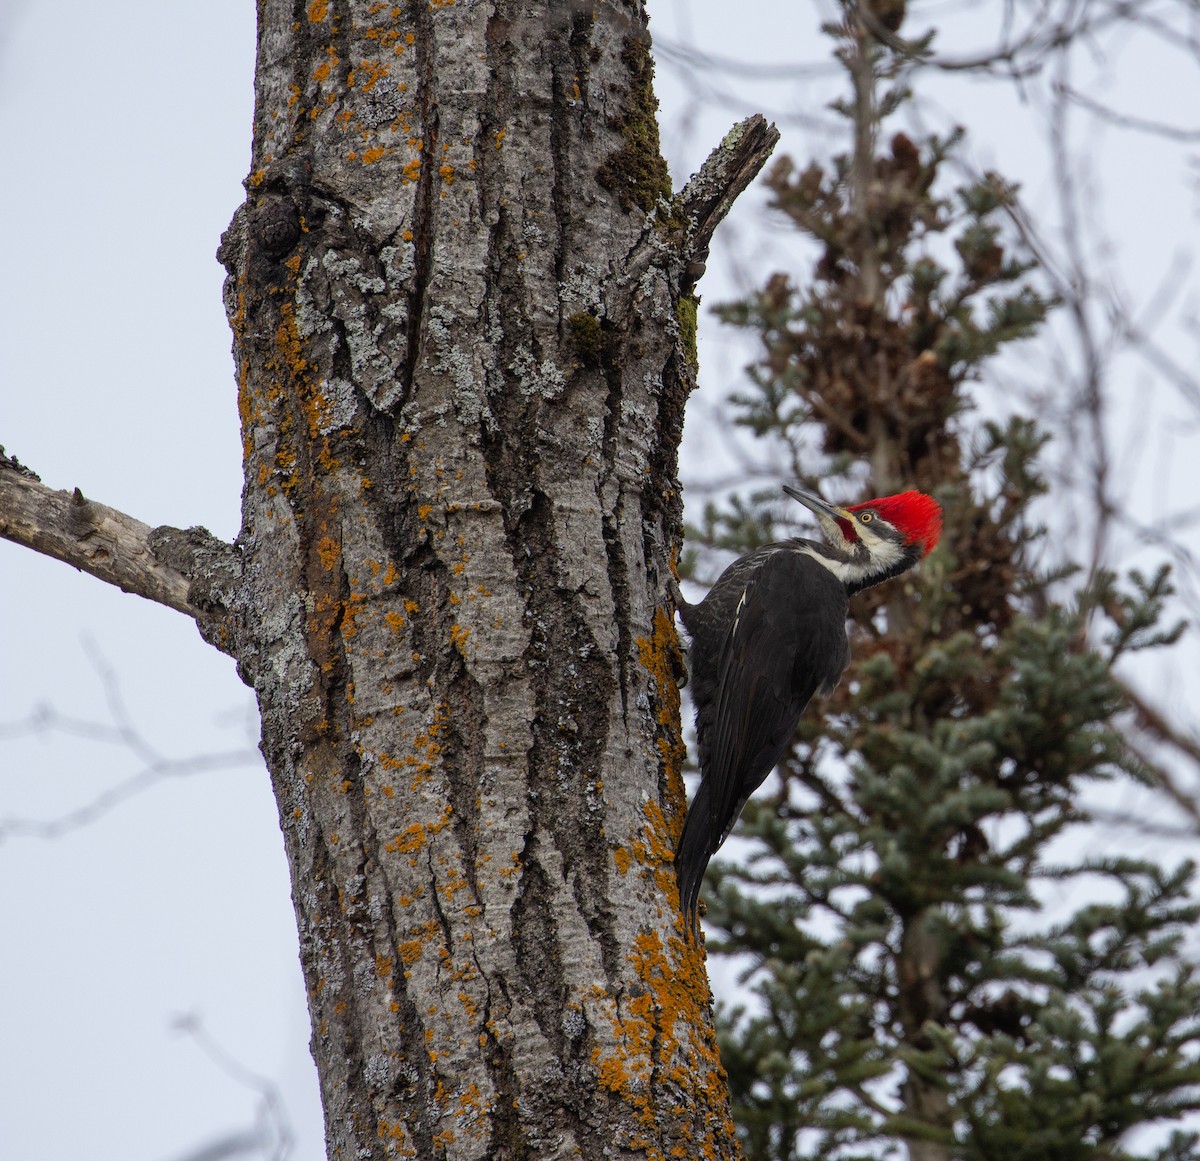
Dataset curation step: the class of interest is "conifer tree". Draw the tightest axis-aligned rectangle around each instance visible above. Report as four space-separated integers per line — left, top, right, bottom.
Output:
689 6 1200 1158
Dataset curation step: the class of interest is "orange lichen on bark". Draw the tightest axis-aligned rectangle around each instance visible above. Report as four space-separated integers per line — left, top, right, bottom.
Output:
230 288 260 465
307 0 328 21
386 797 451 861
340 592 367 640
272 302 342 477
635 607 689 832
618 795 684 921
236 374 256 464
377 1117 413 1147
398 920 442 965
273 301 308 369
274 447 300 493
589 913 735 1160
438 866 470 901
316 535 340 572
355 58 389 90
641 798 683 906
388 821 429 855
412 702 449 755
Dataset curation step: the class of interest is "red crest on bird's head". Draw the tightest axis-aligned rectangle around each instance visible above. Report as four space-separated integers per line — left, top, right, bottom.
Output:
848 491 942 557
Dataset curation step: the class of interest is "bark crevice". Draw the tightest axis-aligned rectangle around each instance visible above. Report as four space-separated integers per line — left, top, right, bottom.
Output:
401 0 440 397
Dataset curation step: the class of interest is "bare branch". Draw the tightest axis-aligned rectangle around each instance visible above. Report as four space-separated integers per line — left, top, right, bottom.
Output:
0 643 259 843
1122 678 1200 773
0 450 235 621
655 35 840 82
1123 740 1200 836
1115 678 1200 834
164 1131 265 1161
0 738 260 843
677 114 781 275
1088 806 1199 840
169 1013 294 1161
1056 82 1200 142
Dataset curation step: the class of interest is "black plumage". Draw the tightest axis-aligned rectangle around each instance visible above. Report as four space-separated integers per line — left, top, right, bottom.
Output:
672 485 942 932
675 546 850 924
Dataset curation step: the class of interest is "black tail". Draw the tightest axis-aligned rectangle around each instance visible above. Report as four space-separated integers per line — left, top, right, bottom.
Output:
675 779 715 934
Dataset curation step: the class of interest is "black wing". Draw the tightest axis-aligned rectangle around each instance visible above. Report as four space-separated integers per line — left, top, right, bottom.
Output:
677 550 849 925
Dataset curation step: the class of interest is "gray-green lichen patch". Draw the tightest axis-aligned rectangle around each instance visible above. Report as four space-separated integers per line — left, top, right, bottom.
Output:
309 248 408 407
510 347 567 400
357 77 406 129
323 249 378 289
558 264 606 311
721 119 748 150
381 241 416 284
318 377 360 433
426 304 491 426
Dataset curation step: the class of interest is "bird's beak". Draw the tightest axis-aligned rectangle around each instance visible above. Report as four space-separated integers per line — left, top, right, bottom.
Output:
782 485 851 523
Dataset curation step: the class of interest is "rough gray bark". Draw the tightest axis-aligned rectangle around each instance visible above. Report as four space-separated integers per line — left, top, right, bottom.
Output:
1 4 776 1157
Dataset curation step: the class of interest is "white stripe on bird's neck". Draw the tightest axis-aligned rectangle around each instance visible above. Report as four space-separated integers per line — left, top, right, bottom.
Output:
794 528 909 588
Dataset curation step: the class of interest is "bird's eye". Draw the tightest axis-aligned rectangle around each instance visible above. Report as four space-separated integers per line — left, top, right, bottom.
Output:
859 511 874 523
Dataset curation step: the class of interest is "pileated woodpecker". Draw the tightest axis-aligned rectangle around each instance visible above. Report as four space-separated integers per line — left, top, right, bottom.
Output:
674 484 942 928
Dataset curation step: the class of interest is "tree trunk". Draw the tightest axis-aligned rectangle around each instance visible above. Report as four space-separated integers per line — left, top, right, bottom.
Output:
0 3 775 1153
221 1 715 1155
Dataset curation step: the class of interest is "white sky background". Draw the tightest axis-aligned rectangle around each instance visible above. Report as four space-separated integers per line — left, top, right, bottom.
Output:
0 2 1198 1160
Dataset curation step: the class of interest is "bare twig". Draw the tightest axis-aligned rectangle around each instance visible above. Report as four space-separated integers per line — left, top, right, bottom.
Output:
165 1131 267 1161
1122 740 1200 835
0 747 261 843
1122 678 1200 770
169 1013 294 1161
1056 83 1200 142
1108 673 1200 835
655 36 840 82
0 643 259 843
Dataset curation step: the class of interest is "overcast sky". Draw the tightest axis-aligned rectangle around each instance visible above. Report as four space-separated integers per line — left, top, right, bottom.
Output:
2 3 1197 1160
